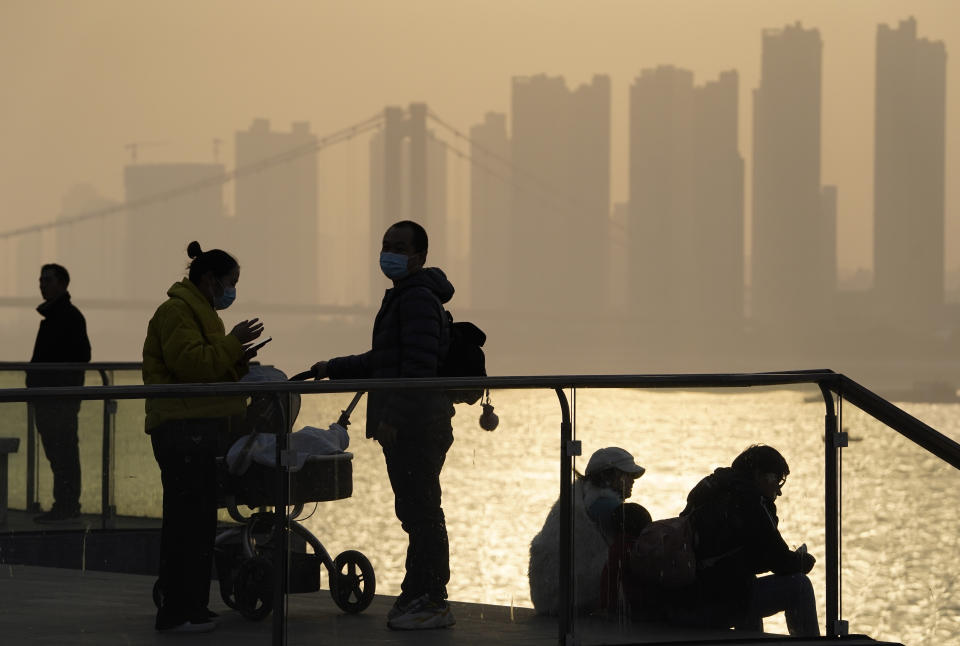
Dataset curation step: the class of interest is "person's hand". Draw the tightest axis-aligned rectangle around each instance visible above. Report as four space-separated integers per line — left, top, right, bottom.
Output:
230 318 264 345
243 342 261 361
797 549 816 574
374 421 397 447
311 361 328 380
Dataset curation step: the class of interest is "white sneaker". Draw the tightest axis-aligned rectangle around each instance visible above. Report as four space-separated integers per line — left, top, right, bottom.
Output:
386 595 455 630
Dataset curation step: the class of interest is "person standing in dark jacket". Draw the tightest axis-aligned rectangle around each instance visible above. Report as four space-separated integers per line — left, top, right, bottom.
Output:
671 444 819 636
27 264 91 523
312 220 456 631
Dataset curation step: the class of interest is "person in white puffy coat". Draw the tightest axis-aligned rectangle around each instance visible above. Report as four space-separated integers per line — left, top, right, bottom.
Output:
528 447 646 615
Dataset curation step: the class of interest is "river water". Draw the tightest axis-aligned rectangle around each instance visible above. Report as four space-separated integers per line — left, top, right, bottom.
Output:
4 382 959 644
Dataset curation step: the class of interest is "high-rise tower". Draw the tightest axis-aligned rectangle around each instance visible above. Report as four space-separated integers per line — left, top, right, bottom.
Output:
751 23 833 329
510 74 610 313
874 17 947 329
629 66 744 330
235 119 318 305
124 163 225 299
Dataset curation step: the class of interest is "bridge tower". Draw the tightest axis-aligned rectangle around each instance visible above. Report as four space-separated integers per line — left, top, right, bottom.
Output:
371 103 446 304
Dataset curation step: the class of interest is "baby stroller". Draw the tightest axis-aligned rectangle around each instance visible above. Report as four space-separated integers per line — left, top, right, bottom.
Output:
153 367 375 621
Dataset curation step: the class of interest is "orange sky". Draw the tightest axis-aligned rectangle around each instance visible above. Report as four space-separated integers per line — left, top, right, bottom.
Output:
1 0 957 274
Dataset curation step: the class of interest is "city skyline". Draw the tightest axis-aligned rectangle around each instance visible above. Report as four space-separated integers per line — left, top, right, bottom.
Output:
3 16 948 305
3 1 959 284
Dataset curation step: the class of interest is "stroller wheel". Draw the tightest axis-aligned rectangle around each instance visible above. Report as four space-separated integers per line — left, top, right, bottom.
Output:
152 578 163 609
330 550 376 614
219 579 240 610
234 557 274 620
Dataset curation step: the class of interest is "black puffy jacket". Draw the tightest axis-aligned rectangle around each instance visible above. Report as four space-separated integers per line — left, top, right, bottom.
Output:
327 268 454 438
27 292 91 388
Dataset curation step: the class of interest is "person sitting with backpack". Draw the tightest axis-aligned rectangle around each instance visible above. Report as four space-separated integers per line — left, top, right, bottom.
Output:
528 447 646 615
599 502 653 616
667 444 819 637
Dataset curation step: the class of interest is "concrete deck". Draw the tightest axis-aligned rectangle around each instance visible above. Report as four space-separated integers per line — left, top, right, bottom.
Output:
0 565 902 646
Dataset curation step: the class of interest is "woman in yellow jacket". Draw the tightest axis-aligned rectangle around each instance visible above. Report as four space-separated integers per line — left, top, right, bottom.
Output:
143 241 265 633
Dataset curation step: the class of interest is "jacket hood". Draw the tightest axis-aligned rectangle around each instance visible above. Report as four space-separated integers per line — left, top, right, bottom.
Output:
165 279 223 336
686 466 759 509
168 278 210 308
396 267 455 304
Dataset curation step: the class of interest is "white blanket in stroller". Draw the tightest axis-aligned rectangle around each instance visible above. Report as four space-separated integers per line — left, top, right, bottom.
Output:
226 423 350 475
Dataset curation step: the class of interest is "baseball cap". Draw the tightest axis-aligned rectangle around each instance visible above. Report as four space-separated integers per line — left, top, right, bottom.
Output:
584 447 645 478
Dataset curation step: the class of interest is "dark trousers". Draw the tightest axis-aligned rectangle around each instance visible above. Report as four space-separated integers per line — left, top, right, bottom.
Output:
382 422 453 602
34 400 82 512
737 573 820 637
150 418 222 627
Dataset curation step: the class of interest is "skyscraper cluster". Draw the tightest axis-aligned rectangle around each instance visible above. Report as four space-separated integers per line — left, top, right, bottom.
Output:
465 16 946 339
10 16 947 351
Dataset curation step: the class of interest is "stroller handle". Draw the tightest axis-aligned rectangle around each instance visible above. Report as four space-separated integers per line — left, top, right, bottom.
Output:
337 392 365 427
288 367 364 428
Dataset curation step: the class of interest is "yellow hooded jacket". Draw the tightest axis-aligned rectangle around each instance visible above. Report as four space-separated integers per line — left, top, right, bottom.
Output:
142 278 248 431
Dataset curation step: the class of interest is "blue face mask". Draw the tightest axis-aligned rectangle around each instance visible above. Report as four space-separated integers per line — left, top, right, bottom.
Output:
214 282 236 310
380 252 411 280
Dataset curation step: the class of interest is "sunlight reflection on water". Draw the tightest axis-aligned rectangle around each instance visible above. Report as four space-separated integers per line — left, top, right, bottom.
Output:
3 381 957 644
296 387 960 646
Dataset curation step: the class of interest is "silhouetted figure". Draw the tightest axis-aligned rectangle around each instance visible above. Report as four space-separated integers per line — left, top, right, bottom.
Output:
143 241 265 633
311 220 456 630
669 444 819 636
599 502 654 614
529 446 646 615
28 263 90 523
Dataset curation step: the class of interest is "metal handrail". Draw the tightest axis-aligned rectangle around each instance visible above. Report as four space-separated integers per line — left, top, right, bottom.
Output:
0 362 143 523
0 371 844 400
0 362 143 372
1 366 958 644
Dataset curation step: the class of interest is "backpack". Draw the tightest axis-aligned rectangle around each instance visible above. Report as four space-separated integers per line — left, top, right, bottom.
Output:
627 516 697 590
439 310 487 405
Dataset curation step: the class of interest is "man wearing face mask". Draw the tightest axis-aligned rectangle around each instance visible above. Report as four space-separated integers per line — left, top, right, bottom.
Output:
312 220 456 631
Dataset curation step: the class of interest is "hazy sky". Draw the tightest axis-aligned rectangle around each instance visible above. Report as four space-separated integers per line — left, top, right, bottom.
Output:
1 0 957 274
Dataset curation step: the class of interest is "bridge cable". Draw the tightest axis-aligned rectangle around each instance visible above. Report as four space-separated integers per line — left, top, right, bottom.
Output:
0 113 384 241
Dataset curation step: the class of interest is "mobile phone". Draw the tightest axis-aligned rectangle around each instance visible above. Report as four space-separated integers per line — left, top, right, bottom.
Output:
248 337 272 353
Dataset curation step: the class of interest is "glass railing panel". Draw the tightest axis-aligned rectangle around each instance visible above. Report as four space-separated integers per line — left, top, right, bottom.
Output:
571 385 829 643
0 369 28 510
110 371 161 520
283 387 562 640
0 369 107 519
840 398 960 646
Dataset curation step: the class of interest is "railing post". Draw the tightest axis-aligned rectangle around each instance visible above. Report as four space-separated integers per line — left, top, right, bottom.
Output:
26 401 40 513
272 391 293 646
819 382 847 638
99 369 117 529
555 388 576 646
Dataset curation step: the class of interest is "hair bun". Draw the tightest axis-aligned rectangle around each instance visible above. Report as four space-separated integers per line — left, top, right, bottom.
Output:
187 241 203 259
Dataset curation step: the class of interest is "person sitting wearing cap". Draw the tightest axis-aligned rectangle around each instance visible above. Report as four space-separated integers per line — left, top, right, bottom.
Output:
528 447 646 616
